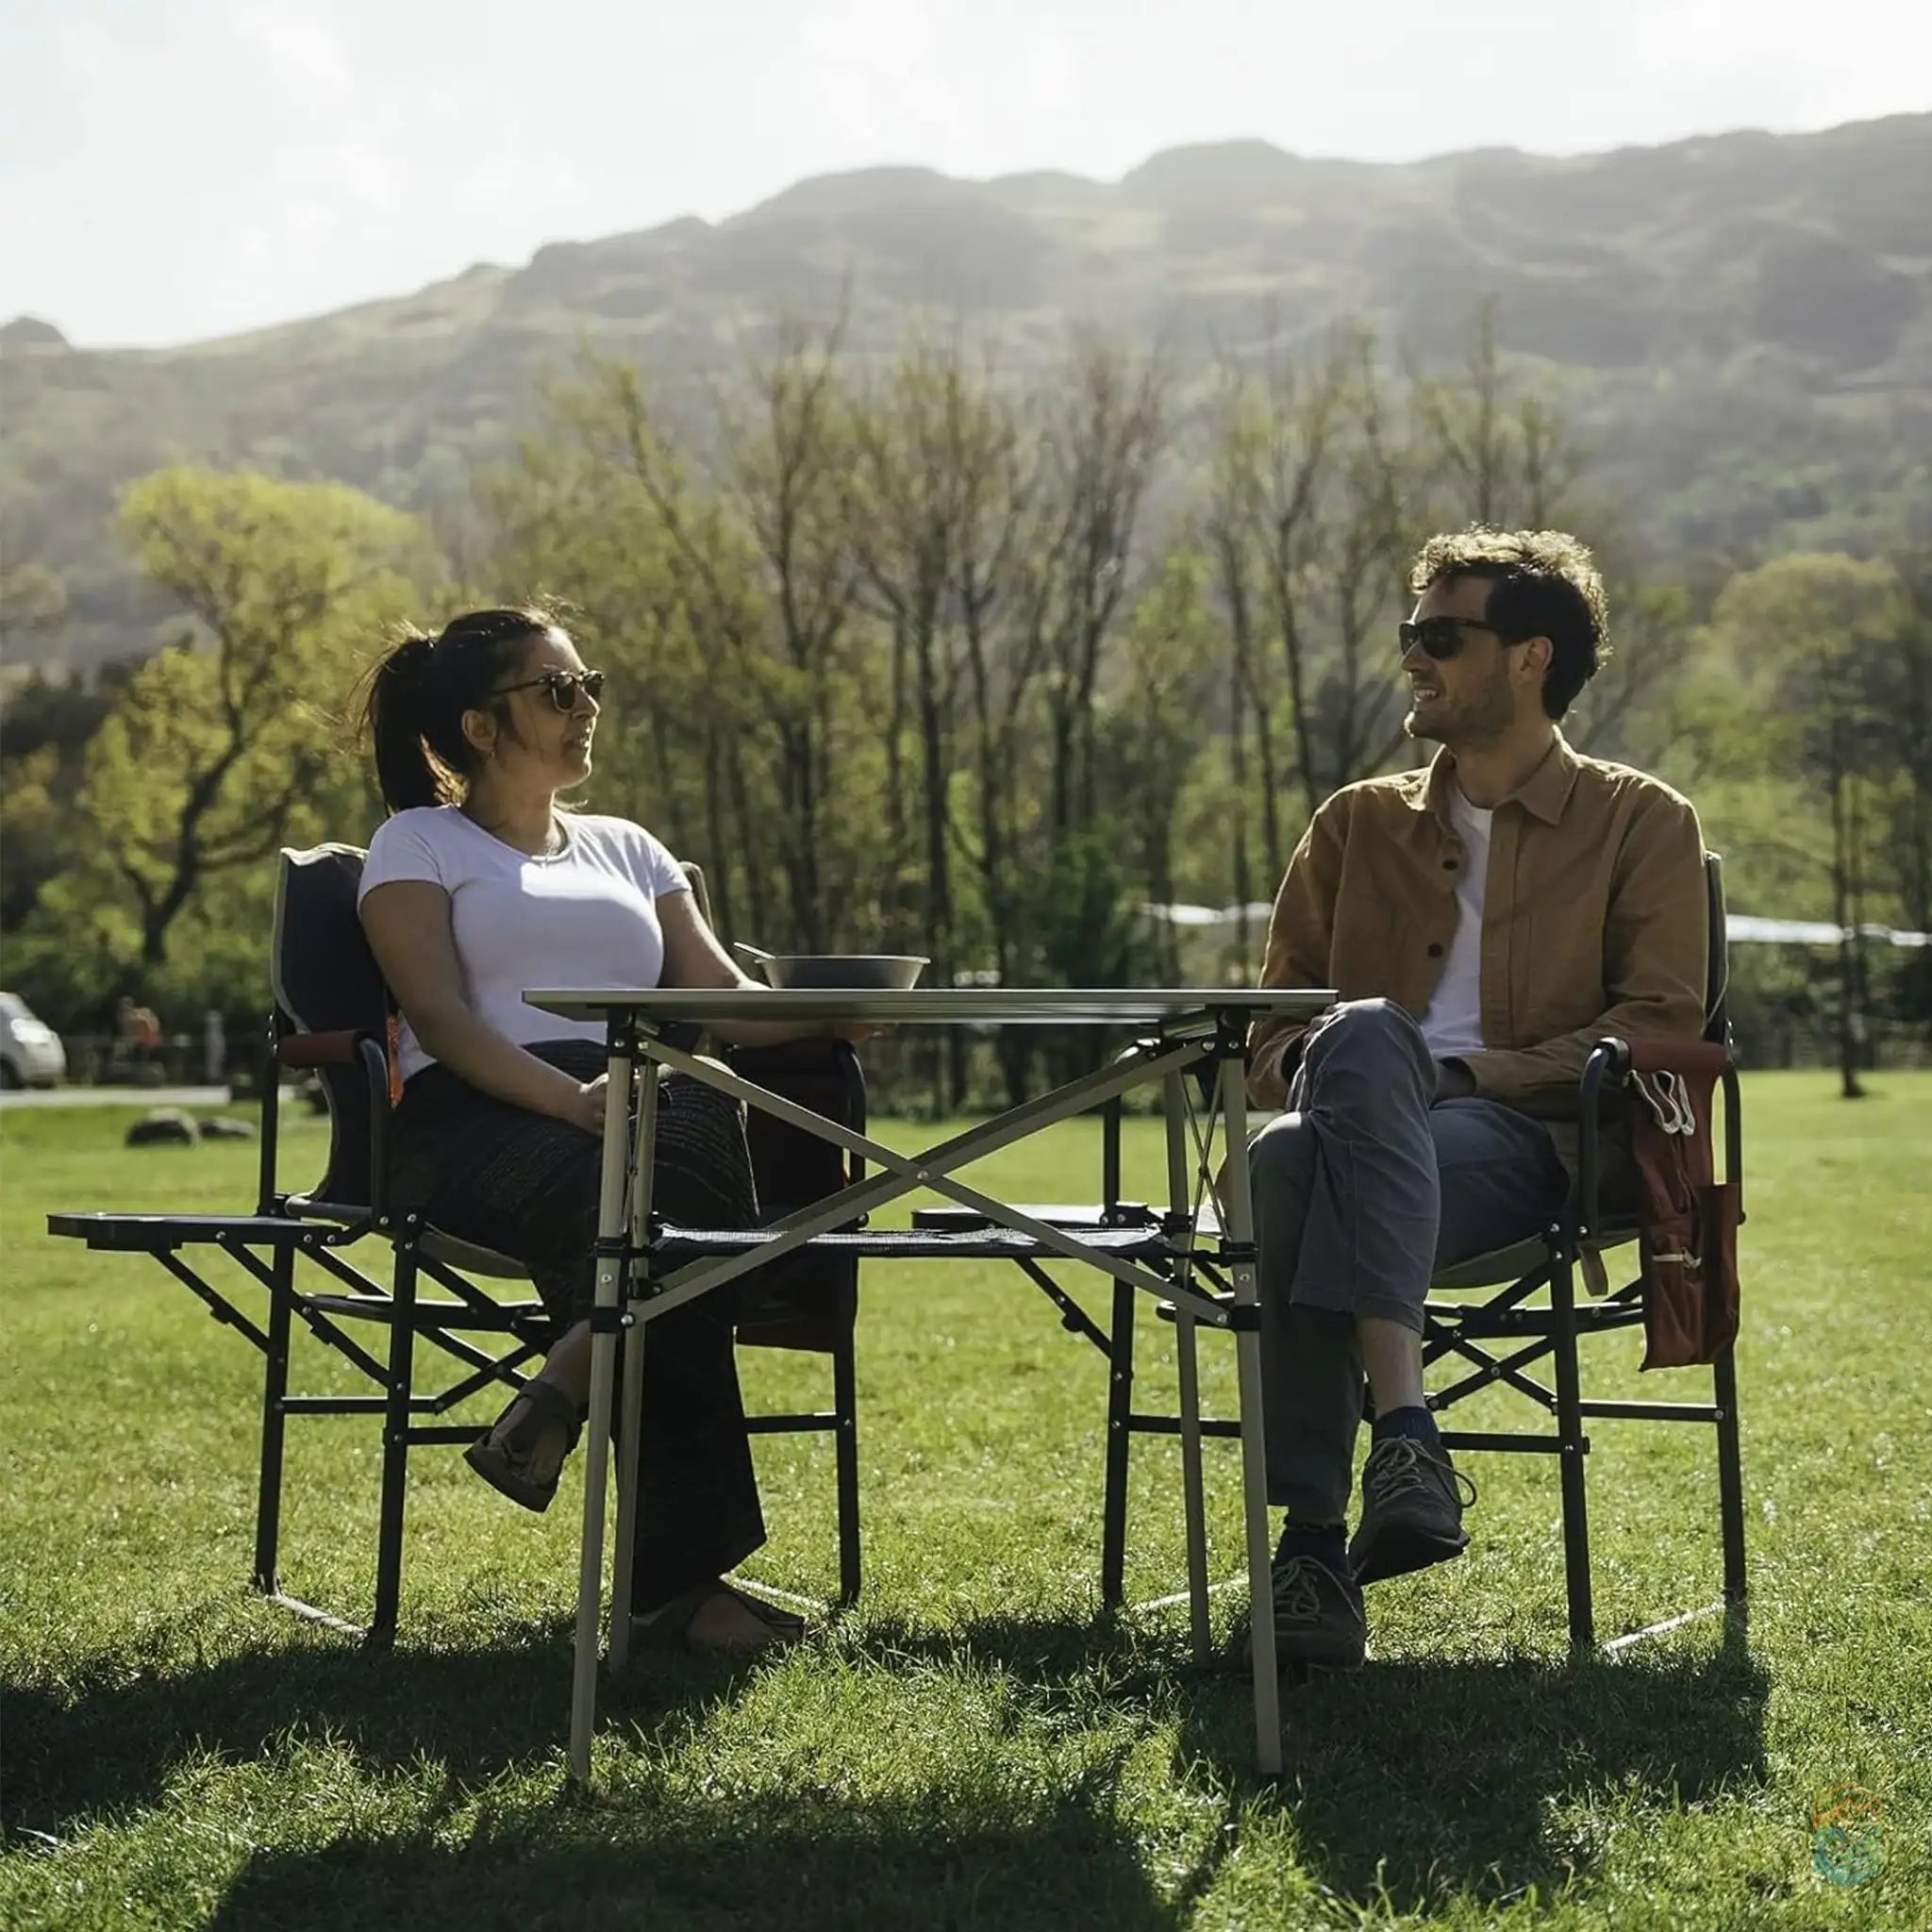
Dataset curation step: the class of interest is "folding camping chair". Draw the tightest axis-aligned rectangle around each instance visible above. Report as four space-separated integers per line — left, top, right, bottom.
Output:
1074 853 1746 1649
48 841 865 1641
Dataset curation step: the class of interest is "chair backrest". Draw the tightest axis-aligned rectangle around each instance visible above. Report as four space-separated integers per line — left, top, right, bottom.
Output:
1703 852 1730 1044
681 860 712 925
272 842 384 1211
267 843 714 1209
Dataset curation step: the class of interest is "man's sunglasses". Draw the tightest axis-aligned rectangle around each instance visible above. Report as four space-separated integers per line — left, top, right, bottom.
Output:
492 669 607 710
1397 617 1521 661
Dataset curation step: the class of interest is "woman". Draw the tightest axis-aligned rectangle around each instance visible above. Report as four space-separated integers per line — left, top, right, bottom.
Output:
358 606 841 1656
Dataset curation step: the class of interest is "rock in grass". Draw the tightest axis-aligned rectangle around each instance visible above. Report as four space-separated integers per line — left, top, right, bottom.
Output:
199 1116 257 1140
125 1108 199 1147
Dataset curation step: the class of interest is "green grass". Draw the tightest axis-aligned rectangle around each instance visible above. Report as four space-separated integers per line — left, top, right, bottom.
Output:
3 1074 1927 1929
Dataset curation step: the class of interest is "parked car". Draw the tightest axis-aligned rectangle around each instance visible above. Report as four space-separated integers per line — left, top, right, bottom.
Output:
0 991 67 1088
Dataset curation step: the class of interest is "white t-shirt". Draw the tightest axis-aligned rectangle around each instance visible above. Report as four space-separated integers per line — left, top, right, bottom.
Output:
1420 786 1493 1060
358 806 690 1082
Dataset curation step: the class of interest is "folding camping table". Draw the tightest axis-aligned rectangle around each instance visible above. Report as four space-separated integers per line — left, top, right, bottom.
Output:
522 985 1335 1782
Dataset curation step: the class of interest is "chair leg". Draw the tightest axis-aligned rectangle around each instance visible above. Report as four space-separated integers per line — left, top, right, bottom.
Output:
1714 1347 1747 1606
1100 1280 1136 1607
370 1243 418 1650
251 1246 293 1595
833 1287 862 1607
1550 1247 1594 1652
1174 1307 1212 1662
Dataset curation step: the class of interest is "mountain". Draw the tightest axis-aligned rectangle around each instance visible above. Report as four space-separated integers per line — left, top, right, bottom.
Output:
4 115 1930 673
0 317 68 349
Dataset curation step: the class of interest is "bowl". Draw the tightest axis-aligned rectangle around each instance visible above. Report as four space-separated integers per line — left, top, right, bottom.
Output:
736 946 929 991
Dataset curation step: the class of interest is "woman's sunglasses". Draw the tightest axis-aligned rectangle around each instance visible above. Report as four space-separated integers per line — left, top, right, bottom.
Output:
1397 617 1524 661
492 669 607 711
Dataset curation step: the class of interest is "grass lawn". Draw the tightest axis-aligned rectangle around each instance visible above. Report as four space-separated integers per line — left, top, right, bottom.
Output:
2 1072 1926 1929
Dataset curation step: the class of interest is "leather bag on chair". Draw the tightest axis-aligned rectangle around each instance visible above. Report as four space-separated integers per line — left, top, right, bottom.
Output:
1626 1040 1741 1370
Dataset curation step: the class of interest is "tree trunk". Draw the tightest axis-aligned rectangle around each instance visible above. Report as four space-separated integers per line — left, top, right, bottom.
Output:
1828 722 1865 1098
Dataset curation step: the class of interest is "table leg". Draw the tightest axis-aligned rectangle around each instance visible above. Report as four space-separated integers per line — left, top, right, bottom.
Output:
568 1038 638 1786
608 1060 660 1673
1217 1053 1282 1777
1164 1071 1211 1662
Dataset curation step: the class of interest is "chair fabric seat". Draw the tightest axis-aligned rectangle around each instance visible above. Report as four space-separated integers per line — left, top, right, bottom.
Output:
1430 1222 1641 1294
282 1193 370 1226
417 1226 528 1278
1417 1294 1646 1337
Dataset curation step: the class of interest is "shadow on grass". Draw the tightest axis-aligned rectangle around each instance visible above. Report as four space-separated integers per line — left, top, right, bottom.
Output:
7 1603 1765 1924
1179 1608 1769 1912
8 1607 1169 1842
10 1614 1206 1932
204 1789 1186 1932
7 1621 656 1837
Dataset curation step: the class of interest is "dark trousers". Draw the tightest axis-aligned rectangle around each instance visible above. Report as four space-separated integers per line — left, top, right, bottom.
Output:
391 1041 765 1614
1247 1001 1567 1521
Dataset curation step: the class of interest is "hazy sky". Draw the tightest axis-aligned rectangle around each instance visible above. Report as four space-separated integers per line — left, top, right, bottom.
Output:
4 0 1927 349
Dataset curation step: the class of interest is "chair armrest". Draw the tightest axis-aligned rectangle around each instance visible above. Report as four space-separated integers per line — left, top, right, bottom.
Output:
272 1028 391 1221
1585 1037 1732 1083
275 1029 369 1068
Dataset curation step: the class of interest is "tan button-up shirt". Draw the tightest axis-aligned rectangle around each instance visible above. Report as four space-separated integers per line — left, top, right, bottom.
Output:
1249 731 1707 1174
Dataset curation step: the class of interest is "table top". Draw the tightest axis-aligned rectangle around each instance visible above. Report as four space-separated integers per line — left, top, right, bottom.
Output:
524 986 1335 1027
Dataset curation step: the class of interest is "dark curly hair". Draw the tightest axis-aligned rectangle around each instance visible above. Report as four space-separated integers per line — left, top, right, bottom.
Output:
1408 527 1608 720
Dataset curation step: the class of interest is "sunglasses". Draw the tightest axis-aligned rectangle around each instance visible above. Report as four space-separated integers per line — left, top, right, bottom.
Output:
492 669 606 711
1397 616 1527 660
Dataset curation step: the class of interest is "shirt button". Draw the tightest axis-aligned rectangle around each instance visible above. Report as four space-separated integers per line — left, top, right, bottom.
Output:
1427 942 1444 958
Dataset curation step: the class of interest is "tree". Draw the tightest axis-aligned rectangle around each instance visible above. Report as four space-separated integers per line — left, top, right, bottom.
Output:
86 469 430 967
0 560 67 646
1703 552 1911 1095
1201 337 1350 915
1410 298 1590 533
0 746 66 931
1870 549 1932 935
476 358 768 939
848 336 1024 1105
1104 551 1217 981
1200 324 1424 865
1030 337 1168 848
848 339 972 989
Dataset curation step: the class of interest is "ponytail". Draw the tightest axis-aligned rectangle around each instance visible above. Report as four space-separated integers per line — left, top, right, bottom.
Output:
358 608 558 815
363 631 444 812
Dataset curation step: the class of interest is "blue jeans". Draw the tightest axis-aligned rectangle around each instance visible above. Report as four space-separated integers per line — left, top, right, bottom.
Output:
1247 1000 1566 1519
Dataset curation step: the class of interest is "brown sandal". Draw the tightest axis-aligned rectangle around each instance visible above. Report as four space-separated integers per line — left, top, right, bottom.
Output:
463 1377 583 1513
634 1581 809 1656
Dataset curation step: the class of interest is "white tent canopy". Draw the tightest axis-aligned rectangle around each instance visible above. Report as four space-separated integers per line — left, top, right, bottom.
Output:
1141 902 1276 930
1140 903 1930 948
1724 914 1929 949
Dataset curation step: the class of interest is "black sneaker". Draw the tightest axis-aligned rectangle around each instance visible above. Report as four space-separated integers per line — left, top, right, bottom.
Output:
1261 1552 1366 1673
1348 1435 1476 1586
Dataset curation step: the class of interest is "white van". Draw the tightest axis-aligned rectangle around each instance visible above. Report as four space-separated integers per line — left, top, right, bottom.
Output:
0 991 67 1088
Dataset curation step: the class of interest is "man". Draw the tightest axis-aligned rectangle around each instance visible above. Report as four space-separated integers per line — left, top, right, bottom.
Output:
1244 526 1707 1672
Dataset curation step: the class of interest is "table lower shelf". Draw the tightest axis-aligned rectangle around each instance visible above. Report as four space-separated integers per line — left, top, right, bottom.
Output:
652 1224 1176 1261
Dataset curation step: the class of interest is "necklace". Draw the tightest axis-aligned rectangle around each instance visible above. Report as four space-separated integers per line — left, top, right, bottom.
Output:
461 804 565 858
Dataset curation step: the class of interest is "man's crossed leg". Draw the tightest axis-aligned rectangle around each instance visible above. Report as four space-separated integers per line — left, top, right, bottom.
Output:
1248 999 1567 1670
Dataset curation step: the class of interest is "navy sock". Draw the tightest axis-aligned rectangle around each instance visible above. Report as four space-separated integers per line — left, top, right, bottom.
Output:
1274 1520 1348 1574
1373 1404 1441 1449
